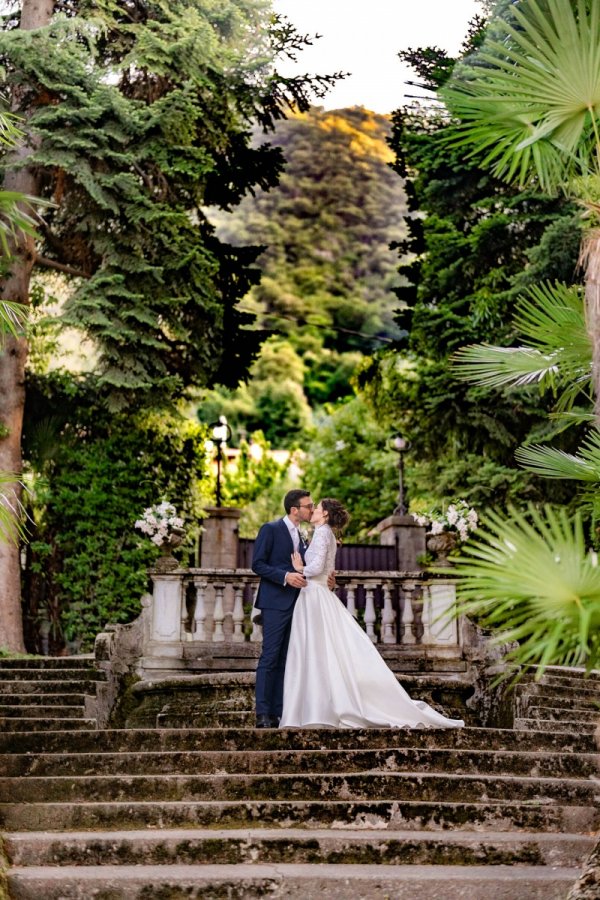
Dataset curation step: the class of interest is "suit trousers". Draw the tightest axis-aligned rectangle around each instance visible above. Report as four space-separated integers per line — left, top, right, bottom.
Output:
255 604 295 718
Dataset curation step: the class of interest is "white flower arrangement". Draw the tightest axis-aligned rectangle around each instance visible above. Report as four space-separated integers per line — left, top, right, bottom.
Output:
414 499 478 543
135 501 184 547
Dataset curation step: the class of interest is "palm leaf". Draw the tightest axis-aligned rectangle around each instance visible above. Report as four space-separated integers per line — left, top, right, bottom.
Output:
453 504 600 680
452 344 561 388
441 0 600 192
0 300 28 339
0 191 43 258
515 427 600 480
0 474 28 544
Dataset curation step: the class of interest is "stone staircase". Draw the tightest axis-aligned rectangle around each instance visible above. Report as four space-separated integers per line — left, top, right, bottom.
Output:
0 658 598 899
0 656 102 733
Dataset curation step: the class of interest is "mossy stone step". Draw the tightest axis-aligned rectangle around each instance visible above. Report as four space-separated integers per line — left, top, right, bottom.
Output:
0 656 95 670
2 798 597 833
5 828 594 868
0 693 87 707
0 680 98 696
0 705 86 719
5 862 582 900
3 747 596 779
0 726 595 755
2 771 595 805
526 706 600 722
0 667 104 681
0 718 96 733
514 718 599 734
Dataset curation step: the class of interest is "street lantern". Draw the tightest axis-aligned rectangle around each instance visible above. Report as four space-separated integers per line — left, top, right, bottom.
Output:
391 434 411 516
208 415 232 508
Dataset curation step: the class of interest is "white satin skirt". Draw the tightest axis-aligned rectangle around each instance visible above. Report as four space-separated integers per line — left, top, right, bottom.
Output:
280 579 464 729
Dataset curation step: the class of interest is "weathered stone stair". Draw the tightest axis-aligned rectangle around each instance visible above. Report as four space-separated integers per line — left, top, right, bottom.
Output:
0 657 102 733
0 661 598 898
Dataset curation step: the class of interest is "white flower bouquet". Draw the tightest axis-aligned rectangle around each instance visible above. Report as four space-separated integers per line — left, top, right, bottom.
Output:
414 499 478 542
135 501 185 548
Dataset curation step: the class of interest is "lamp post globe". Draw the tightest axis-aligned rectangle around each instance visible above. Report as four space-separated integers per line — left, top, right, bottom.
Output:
391 434 411 516
209 415 232 508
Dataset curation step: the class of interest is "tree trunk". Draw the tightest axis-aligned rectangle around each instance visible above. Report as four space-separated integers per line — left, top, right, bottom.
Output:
0 0 54 652
580 230 600 427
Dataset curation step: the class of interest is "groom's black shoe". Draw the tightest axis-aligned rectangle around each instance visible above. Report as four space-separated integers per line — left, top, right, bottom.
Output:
255 714 273 728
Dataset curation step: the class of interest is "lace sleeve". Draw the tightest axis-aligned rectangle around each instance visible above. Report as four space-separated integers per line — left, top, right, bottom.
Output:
303 526 333 577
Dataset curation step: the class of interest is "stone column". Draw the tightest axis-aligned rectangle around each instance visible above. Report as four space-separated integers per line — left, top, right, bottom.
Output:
200 507 241 568
373 513 426 571
200 507 241 640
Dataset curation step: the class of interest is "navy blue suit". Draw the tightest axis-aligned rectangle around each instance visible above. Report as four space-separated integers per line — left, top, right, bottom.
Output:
252 518 305 719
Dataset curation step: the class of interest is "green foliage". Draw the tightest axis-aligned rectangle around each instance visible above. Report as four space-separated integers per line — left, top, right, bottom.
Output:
356 29 583 510
0 2 340 409
222 432 289 508
303 395 398 540
23 372 208 650
453 505 600 679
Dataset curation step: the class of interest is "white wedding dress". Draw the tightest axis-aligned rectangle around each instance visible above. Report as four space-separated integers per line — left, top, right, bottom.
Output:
280 524 465 729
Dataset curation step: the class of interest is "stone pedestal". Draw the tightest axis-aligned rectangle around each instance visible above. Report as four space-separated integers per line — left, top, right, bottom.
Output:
200 507 241 569
373 514 426 571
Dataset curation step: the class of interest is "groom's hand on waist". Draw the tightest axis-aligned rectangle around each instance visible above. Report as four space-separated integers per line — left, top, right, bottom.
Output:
285 572 307 588
327 570 336 590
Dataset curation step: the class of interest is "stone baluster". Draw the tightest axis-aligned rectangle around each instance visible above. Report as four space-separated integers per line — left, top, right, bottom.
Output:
193 579 208 641
381 584 396 644
180 589 191 642
212 582 226 643
250 585 263 643
364 583 377 643
345 583 357 619
401 583 416 645
232 583 246 643
420 586 433 644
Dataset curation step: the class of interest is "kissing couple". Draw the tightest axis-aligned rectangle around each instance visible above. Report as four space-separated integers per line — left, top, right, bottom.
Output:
252 489 464 730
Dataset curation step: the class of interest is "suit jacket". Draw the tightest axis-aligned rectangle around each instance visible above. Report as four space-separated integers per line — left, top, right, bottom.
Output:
252 518 305 611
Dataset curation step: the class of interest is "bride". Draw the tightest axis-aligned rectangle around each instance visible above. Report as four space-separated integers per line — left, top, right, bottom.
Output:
279 497 464 729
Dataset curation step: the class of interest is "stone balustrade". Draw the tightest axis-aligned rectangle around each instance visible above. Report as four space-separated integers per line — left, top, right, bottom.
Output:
143 568 461 668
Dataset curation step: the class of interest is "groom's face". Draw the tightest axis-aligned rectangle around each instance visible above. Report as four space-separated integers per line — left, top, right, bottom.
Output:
295 498 314 523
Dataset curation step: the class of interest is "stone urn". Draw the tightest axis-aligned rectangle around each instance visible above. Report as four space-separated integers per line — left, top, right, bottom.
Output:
426 530 458 566
154 527 185 572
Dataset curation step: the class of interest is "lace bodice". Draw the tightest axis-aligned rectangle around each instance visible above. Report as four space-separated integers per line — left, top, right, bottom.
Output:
303 524 337 584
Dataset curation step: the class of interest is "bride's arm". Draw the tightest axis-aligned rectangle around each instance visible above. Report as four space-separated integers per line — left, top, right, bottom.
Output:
299 527 332 577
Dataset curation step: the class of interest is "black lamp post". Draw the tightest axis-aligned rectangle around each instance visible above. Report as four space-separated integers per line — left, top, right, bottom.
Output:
209 416 232 508
391 435 411 516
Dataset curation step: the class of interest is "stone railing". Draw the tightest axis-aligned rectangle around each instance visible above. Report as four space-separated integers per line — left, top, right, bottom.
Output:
143 567 461 667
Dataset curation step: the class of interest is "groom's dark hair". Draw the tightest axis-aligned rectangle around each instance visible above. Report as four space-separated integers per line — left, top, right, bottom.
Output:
284 489 311 514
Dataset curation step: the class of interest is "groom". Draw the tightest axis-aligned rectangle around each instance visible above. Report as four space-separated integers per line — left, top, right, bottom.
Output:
252 489 333 728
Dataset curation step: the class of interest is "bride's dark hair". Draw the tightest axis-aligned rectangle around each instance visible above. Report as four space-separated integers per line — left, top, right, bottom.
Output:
321 498 350 537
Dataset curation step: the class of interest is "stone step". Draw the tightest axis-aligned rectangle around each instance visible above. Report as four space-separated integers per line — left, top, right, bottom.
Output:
1 771 595 805
516 681 600 701
183 656 469 674
4 828 594 868
0 726 595 756
4 862 582 899
0 693 88 707
2 799 597 834
514 718 599 733
0 667 104 682
3 747 597 780
518 693 600 712
0 718 97 733
0 705 86 719
0 680 98 696
526 705 600 723
0 656 95 670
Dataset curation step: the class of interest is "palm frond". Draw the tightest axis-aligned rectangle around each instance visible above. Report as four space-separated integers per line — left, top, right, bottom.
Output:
452 344 560 388
453 504 600 680
0 474 29 544
441 0 600 192
515 427 600 481
0 300 28 339
0 191 43 258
